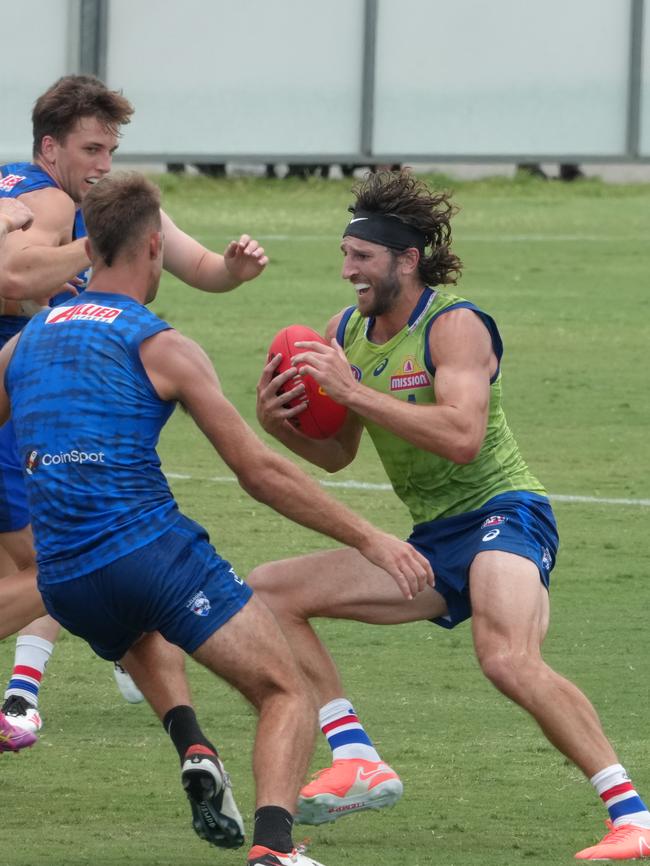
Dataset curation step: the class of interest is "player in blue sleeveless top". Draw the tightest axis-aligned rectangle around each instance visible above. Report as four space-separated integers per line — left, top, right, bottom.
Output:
0 74 270 733
0 198 41 752
0 171 430 865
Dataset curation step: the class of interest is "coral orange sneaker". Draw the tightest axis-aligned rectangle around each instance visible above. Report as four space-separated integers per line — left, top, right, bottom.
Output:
575 820 650 860
295 758 403 825
247 846 326 865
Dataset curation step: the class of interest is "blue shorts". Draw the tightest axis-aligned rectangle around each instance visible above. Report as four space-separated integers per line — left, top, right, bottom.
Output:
0 419 30 532
407 492 559 630
39 514 253 661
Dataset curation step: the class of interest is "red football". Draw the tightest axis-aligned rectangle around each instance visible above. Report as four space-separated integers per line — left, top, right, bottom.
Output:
268 325 348 439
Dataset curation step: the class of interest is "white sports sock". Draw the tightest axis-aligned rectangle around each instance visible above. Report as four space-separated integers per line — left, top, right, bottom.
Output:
319 698 381 762
591 764 650 829
4 635 55 708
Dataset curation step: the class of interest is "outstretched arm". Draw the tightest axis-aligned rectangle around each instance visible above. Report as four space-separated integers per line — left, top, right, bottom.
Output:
139 329 434 600
160 210 268 293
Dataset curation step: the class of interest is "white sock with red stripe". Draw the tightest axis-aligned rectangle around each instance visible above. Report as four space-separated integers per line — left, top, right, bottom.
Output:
591 764 650 829
4 636 54 709
320 698 381 762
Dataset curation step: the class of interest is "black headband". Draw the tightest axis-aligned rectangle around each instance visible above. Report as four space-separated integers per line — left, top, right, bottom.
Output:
342 210 426 253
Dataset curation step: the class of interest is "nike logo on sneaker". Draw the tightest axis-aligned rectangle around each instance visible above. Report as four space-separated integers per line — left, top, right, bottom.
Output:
349 217 368 223
639 835 650 856
356 764 393 783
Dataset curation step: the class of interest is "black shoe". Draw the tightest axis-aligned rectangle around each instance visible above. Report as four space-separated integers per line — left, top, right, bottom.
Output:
181 747 245 849
2 695 31 715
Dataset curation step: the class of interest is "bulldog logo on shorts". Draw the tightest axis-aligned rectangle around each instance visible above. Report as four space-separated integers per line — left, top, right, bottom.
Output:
186 590 211 617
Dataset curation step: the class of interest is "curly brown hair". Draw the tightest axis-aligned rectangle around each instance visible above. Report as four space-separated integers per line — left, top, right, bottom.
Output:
349 170 463 285
32 75 134 157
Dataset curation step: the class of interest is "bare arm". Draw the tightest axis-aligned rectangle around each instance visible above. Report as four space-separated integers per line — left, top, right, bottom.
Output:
256 310 363 471
160 210 268 293
140 329 434 599
0 187 89 301
293 308 497 465
0 198 33 244
0 334 20 425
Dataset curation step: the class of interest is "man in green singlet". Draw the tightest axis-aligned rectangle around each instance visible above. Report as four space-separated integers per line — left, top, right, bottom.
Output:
252 171 650 861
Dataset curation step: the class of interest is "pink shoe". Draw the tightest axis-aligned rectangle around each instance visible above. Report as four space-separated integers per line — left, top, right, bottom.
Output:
0 710 38 753
575 820 650 860
295 758 403 824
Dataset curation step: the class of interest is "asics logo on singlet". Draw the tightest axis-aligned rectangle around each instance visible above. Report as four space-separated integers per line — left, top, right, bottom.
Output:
45 303 123 324
27 449 106 472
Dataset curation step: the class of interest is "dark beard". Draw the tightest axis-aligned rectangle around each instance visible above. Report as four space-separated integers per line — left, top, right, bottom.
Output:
362 257 401 317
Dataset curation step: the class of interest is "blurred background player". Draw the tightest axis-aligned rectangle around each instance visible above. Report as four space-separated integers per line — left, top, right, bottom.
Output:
0 74 269 735
252 170 650 861
0 197 39 753
0 170 431 864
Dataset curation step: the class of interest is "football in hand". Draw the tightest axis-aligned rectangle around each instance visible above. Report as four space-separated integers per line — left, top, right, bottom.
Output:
268 325 348 439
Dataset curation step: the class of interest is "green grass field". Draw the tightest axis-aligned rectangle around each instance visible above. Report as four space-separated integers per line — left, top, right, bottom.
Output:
1 172 649 866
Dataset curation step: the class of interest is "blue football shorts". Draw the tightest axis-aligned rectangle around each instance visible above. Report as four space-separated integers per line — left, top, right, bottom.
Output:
407 491 559 629
39 514 253 661
0 419 30 533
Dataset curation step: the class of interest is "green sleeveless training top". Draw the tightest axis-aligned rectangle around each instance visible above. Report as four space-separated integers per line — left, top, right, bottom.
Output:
338 287 546 523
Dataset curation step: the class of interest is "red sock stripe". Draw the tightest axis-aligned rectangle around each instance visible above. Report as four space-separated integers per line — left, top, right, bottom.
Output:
601 782 635 802
13 665 43 681
322 715 360 735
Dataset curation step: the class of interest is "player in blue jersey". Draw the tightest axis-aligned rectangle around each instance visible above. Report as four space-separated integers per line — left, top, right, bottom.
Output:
0 197 41 753
0 171 431 865
0 74 269 733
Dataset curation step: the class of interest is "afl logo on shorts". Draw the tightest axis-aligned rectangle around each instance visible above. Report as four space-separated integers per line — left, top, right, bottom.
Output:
186 590 211 617
25 449 40 475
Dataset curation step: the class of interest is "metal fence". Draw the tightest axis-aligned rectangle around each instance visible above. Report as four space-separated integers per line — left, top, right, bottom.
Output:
1 0 648 164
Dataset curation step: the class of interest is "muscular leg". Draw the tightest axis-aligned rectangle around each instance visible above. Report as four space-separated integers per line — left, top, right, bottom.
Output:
120 632 189 720
0 566 45 639
249 547 446 705
191 594 317 811
0 526 60 725
124 595 317 812
0 525 61 646
469 550 617 777
250 548 445 824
